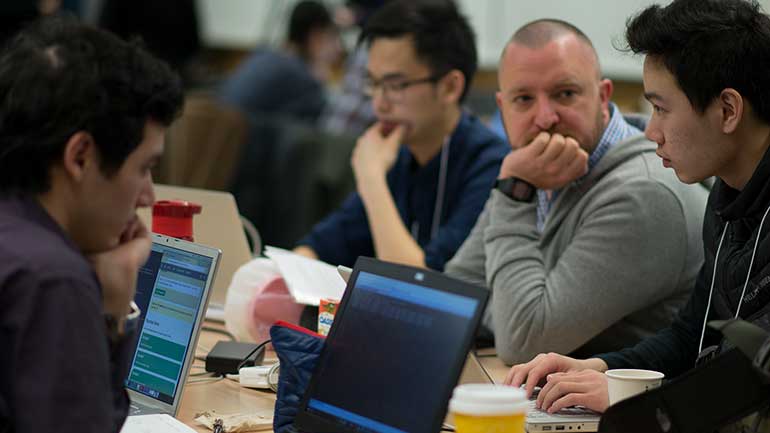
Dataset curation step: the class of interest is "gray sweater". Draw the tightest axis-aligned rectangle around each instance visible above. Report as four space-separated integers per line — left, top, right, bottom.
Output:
445 133 709 365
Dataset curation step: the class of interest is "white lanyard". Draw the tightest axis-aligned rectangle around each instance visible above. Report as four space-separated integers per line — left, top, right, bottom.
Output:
410 136 451 242
698 203 770 357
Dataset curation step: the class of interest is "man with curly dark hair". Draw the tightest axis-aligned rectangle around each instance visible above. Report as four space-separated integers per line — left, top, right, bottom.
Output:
0 17 183 432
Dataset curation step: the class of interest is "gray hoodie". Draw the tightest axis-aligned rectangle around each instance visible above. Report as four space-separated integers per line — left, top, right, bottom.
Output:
445 120 709 365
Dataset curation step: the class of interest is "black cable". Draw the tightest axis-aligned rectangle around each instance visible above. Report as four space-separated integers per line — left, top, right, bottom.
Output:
471 351 497 384
201 325 236 341
190 371 220 378
472 348 498 358
188 375 225 385
237 339 272 371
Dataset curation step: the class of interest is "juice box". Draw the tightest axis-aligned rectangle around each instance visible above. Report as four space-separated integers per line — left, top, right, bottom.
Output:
317 298 339 336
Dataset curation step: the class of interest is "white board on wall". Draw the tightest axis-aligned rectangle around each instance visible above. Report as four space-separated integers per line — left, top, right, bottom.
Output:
196 0 770 81
457 0 676 80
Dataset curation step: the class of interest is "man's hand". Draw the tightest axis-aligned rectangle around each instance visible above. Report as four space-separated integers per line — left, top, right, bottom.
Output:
537 370 609 414
499 132 589 190
504 352 608 399
351 122 405 193
89 216 152 319
293 245 319 260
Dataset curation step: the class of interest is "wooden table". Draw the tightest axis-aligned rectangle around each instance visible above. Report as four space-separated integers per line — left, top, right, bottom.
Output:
177 322 277 432
176 325 512 432
476 348 511 383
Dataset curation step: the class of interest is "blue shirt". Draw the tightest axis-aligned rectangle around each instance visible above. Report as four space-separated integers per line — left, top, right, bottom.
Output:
298 112 509 270
536 103 641 231
219 49 325 122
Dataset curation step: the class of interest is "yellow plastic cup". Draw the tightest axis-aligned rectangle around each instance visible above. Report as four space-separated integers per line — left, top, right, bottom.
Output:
449 384 528 433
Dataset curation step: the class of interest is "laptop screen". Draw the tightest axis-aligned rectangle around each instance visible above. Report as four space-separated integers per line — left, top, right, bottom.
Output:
303 269 483 433
125 241 213 404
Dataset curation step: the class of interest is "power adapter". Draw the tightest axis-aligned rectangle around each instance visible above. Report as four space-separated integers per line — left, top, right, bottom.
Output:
205 341 266 374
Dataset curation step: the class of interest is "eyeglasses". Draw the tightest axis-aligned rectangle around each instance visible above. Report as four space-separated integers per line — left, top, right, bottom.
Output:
363 75 442 102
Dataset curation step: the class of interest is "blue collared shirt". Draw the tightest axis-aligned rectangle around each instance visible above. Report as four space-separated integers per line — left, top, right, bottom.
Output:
536 103 642 231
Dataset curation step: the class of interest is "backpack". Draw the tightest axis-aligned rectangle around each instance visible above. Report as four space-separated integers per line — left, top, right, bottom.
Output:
599 319 770 433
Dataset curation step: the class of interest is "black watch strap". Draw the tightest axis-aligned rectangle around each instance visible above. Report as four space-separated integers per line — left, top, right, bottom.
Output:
494 177 536 202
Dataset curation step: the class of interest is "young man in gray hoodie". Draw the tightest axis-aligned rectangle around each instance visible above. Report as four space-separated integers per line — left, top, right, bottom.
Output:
444 19 709 365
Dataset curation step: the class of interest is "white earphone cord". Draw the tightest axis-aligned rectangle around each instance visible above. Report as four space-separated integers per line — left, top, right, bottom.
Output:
431 137 451 240
411 136 451 242
698 203 770 357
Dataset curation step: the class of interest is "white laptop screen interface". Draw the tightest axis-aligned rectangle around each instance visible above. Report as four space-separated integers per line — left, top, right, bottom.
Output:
125 242 213 404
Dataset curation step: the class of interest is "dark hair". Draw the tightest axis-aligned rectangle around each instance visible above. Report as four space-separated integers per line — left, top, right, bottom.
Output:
359 0 477 102
626 0 770 122
288 0 333 53
0 16 183 196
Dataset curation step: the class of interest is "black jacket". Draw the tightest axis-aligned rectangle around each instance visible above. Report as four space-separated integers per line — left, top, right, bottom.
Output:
598 145 770 378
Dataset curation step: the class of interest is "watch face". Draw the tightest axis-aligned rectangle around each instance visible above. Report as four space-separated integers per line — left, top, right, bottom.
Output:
496 177 534 202
512 180 534 200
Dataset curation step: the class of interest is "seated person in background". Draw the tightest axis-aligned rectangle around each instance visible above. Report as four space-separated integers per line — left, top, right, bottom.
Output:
294 0 509 271
317 0 386 139
486 108 507 141
219 0 341 123
505 0 770 414
444 19 709 364
0 18 183 432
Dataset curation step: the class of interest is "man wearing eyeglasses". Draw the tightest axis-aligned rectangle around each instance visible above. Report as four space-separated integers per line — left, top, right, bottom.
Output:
295 0 509 271
444 19 709 365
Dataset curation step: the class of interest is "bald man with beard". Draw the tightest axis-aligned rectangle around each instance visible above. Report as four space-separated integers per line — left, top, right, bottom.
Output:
445 19 709 365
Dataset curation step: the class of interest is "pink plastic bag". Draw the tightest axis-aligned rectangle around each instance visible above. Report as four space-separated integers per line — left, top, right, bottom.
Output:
224 258 304 343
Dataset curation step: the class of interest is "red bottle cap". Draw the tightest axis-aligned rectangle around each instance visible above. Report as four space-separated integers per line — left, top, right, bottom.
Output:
152 200 202 241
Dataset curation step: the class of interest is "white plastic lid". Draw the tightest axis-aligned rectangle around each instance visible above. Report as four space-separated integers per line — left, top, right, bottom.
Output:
448 384 529 416
605 369 665 381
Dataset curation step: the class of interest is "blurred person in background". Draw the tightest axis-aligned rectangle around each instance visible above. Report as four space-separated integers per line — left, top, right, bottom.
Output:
219 0 341 124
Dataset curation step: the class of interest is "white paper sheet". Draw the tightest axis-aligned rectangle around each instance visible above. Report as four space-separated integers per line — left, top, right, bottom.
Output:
264 246 346 306
120 414 196 433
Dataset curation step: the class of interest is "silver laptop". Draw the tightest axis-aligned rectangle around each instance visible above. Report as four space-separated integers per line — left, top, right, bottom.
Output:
125 233 221 416
137 184 253 321
467 355 600 432
525 397 600 432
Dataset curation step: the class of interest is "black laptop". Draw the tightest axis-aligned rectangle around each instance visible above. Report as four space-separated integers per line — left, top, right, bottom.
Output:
294 256 489 433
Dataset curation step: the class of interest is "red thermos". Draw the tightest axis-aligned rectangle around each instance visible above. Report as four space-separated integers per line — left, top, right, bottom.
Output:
151 200 202 241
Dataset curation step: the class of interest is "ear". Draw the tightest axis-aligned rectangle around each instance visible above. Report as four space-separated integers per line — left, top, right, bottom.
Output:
598 78 614 124
61 131 97 183
495 90 504 111
438 69 465 104
718 88 743 134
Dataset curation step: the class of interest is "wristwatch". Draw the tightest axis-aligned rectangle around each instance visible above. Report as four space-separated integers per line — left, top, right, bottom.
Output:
105 301 141 343
494 177 536 202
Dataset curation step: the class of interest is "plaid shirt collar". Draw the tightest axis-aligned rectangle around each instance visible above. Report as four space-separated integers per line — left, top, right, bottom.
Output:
536 103 642 232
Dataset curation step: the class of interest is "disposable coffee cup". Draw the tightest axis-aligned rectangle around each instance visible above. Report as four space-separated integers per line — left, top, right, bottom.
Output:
605 369 664 405
448 384 528 433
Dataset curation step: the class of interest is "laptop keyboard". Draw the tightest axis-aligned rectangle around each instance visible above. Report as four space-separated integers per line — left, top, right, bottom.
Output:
527 401 600 419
